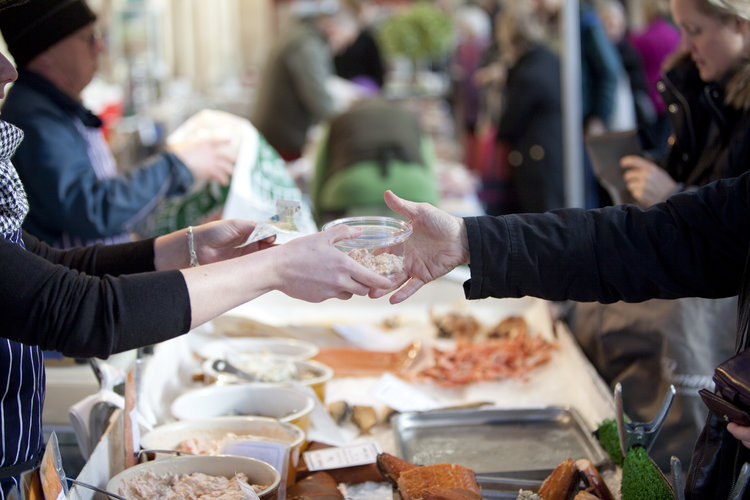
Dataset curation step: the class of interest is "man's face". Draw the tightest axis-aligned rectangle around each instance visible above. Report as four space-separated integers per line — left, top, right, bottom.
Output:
44 23 103 95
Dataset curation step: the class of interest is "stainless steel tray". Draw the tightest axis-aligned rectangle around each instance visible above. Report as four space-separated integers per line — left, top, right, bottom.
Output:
392 406 609 481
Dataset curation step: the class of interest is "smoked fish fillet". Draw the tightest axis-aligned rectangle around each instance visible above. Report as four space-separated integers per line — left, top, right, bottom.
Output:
397 463 481 500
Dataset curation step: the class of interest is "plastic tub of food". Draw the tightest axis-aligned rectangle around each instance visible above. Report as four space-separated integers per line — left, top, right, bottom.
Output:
322 216 412 277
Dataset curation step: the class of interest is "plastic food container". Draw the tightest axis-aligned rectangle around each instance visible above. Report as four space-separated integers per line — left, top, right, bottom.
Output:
322 216 412 277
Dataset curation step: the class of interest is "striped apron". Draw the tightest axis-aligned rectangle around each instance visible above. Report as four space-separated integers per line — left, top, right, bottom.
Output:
0 121 44 499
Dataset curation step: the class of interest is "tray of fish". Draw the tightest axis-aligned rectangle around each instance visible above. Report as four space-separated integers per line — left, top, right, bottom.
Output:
392 406 610 482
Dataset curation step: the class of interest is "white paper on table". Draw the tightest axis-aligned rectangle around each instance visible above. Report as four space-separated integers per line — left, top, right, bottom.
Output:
369 373 441 413
333 324 414 351
291 382 348 446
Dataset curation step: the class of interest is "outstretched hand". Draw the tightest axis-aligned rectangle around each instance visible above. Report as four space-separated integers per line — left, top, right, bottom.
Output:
192 219 276 265
371 191 469 304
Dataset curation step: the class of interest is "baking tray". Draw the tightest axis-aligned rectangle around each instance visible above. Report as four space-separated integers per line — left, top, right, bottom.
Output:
392 406 609 482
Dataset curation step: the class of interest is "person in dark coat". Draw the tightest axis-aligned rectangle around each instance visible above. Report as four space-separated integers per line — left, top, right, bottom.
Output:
495 2 563 213
597 0 658 143
333 0 385 90
629 0 681 158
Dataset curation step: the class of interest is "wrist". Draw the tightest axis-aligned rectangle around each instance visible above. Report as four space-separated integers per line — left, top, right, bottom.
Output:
456 217 470 266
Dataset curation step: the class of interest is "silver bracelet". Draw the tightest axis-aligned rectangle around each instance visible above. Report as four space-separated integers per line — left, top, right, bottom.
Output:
187 226 199 267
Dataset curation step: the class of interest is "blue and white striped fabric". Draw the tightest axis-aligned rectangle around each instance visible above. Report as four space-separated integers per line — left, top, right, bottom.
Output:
0 121 44 499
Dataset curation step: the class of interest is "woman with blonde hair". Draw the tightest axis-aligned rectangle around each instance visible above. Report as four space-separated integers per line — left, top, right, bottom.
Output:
622 0 750 204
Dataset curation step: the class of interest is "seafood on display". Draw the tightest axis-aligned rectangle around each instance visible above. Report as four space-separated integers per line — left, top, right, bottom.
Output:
405 331 557 387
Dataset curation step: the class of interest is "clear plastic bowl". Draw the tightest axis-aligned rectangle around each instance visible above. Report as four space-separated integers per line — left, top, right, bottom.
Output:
322 216 412 277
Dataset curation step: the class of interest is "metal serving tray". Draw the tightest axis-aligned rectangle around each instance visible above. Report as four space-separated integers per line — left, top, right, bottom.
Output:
392 406 609 482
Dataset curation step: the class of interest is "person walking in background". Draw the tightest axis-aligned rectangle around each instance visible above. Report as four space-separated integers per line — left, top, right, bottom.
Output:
311 97 440 224
333 0 386 93
629 0 681 158
493 1 564 213
450 3 492 176
252 0 358 162
0 0 236 248
597 0 655 135
532 0 623 208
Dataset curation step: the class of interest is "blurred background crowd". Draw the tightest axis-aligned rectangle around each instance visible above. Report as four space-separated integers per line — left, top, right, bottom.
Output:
6 0 745 475
0 0 682 228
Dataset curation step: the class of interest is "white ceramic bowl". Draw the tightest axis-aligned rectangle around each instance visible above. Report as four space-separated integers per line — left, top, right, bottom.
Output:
196 337 319 362
107 455 280 500
202 356 333 401
140 416 305 488
141 415 305 457
170 384 316 433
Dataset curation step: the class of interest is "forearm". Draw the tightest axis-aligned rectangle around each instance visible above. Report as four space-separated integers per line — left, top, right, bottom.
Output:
180 251 278 329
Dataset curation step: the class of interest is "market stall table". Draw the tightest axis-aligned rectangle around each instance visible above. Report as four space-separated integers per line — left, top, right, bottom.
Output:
69 269 617 499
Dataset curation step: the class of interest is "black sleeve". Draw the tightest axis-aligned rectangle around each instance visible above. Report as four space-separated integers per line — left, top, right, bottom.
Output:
22 231 157 276
464 172 750 303
1 235 191 358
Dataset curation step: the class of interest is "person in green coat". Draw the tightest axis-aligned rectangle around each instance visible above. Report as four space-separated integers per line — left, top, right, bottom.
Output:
312 98 440 224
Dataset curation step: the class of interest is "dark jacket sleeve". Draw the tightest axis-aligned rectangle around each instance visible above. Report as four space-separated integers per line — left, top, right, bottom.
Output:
1 233 191 358
463 173 750 303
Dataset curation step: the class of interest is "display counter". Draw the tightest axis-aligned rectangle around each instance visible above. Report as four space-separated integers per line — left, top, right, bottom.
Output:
69 269 617 499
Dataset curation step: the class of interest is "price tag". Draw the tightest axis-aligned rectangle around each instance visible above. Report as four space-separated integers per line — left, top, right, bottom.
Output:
303 442 382 471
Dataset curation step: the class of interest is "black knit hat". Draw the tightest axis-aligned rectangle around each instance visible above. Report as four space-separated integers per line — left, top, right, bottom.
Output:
0 0 97 67
0 1 28 12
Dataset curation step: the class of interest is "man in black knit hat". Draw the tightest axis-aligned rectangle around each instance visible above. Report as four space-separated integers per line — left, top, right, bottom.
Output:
0 0 236 248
